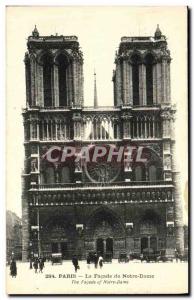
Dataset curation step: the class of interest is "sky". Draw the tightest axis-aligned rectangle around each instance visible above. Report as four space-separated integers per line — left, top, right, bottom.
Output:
6 6 188 223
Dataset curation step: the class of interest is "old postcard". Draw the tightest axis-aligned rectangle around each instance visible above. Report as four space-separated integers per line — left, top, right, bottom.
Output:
6 6 189 295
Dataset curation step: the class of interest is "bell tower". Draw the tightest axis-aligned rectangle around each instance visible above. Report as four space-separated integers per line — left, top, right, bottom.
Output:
24 26 84 108
113 25 171 107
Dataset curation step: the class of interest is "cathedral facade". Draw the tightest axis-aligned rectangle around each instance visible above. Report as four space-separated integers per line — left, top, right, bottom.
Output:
22 25 184 261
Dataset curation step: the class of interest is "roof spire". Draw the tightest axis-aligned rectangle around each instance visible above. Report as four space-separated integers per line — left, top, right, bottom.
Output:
154 24 162 40
32 25 39 38
94 69 98 108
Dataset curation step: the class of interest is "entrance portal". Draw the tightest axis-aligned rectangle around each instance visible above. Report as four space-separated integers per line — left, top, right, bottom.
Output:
106 238 113 254
150 236 157 252
141 237 148 253
96 238 104 256
61 242 68 259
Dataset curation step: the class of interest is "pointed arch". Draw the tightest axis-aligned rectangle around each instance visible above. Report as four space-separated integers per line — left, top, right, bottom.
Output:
39 52 53 107
130 53 141 106
144 53 155 105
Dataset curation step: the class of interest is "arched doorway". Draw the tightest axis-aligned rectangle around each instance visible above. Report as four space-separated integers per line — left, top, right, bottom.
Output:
96 238 104 256
86 207 125 258
139 209 161 253
106 238 113 254
141 237 148 253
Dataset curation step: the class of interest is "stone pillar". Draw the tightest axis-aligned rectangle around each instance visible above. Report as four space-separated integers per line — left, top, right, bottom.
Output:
129 64 133 105
166 62 171 104
24 55 31 107
72 59 78 106
36 63 44 107
156 63 162 104
162 59 168 103
139 64 146 105
53 64 59 107
30 56 36 106
122 60 128 105
22 146 30 261
153 64 157 104
171 116 184 254
115 61 122 105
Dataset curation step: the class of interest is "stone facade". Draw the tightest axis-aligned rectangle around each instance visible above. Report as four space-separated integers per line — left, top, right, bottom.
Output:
22 26 184 261
6 211 22 261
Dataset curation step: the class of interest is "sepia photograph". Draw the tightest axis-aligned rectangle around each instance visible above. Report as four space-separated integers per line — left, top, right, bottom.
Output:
6 5 188 295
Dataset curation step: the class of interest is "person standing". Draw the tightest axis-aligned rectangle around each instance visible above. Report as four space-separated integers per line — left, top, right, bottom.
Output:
33 258 39 273
86 254 91 269
10 259 17 278
29 258 33 269
72 255 79 272
94 253 98 269
98 255 103 269
39 258 45 273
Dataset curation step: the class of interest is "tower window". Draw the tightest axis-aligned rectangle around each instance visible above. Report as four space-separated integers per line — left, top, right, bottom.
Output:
145 54 154 105
42 54 53 107
131 54 140 106
57 54 68 107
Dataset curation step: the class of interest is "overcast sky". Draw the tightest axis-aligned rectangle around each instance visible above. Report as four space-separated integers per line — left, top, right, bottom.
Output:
6 6 188 223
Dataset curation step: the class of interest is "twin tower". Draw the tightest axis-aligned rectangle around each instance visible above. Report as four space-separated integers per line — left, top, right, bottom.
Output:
25 25 171 108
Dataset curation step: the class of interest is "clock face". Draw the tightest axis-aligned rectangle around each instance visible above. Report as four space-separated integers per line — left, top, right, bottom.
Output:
84 159 121 183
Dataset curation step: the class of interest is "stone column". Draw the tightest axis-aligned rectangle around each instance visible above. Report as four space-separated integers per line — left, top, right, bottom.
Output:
166 62 171 104
115 60 122 105
30 56 36 106
24 55 31 107
162 59 168 103
129 64 133 105
171 115 184 254
153 64 157 104
122 60 127 105
72 59 78 106
156 63 162 104
22 146 30 262
53 64 59 107
36 64 44 107
139 64 146 106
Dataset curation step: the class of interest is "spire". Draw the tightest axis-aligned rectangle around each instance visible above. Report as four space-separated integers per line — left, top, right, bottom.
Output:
154 24 162 40
32 25 39 38
94 70 98 108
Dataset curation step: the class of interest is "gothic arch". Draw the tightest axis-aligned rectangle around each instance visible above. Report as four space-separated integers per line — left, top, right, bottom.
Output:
36 50 54 66
86 206 125 235
144 53 155 105
54 50 71 65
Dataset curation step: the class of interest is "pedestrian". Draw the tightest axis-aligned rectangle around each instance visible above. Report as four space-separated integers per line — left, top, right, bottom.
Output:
175 249 179 263
72 255 79 272
29 258 33 269
10 259 17 278
33 258 39 273
98 255 103 268
86 254 91 269
94 253 98 269
39 258 44 273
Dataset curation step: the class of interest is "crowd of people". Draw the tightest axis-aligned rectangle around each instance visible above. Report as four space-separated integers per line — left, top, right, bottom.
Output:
9 252 104 277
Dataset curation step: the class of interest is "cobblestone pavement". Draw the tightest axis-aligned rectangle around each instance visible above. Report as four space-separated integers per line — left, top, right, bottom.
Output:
6 260 188 295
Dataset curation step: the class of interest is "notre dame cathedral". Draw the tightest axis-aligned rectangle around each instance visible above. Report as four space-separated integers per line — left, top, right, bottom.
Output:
22 25 184 261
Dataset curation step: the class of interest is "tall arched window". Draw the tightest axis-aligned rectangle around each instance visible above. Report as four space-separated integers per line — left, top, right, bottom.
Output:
148 164 157 181
45 166 55 184
42 54 53 107
134 165 146 181
60 166 71 183
145 54 154 105
131 54 140 106
57 54 68 107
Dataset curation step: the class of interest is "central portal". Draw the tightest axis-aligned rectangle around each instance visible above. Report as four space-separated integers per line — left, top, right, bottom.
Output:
96 238 113 256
